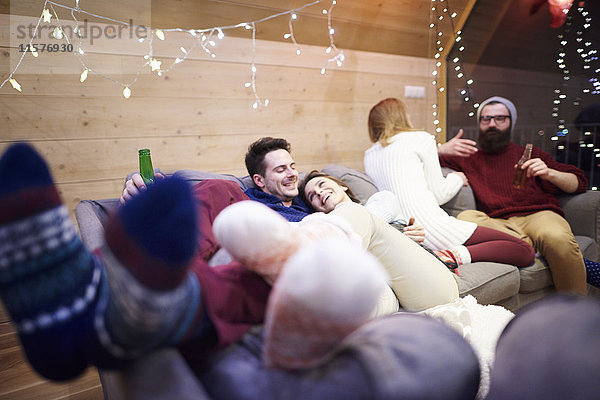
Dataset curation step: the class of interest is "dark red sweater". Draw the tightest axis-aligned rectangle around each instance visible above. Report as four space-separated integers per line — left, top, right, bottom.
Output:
440 142 588 218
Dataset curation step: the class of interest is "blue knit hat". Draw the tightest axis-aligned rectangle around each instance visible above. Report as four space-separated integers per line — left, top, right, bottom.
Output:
477 96 517 134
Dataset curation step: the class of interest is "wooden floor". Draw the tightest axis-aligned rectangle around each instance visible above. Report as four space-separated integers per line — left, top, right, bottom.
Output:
0 304 104 400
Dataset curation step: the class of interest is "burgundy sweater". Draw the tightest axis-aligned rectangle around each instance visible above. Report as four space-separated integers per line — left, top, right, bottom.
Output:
440 142 588 218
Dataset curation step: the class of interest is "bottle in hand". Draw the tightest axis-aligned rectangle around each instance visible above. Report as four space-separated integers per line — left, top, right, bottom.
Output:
138 148 155 184
513 143 533 189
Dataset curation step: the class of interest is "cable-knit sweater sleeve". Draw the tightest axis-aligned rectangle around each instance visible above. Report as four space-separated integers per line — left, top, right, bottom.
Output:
534 147 588 194
418 133 465 204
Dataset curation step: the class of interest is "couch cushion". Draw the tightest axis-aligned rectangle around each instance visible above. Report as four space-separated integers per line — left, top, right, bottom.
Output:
518 258 553 293
322 164 378 204
195 314 480 400
440 186 477 218
457 262 520 305
576 235 598 261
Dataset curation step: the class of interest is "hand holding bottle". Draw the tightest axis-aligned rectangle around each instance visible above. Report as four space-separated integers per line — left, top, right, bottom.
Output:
120 172 166 204
120 149 165 204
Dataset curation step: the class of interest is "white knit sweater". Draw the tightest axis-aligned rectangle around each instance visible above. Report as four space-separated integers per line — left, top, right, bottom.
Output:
364 131 476 250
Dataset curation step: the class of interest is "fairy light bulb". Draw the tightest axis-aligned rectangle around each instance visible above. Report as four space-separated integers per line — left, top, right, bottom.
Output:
42 9 52 23
9 78 22 92
53 27 63 39
123 87 131 99
80 69 88 82
155 29 165 40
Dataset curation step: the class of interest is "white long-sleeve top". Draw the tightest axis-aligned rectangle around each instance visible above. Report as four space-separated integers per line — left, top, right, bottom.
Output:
364 131 476 250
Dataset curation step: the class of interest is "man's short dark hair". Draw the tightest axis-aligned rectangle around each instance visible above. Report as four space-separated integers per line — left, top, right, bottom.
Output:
245 137 292 177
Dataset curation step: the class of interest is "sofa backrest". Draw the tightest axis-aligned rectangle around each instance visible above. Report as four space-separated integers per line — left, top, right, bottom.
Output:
321 164 379 204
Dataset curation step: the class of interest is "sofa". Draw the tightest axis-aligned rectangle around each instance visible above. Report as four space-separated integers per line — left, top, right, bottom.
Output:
74 164 600 399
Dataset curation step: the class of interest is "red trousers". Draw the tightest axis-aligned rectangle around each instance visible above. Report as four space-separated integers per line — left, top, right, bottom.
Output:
178 180 271 360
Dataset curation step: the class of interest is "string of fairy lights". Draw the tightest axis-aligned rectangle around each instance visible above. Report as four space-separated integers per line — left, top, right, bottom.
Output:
551 2 600 145
428 0 478 135
1 0 344 109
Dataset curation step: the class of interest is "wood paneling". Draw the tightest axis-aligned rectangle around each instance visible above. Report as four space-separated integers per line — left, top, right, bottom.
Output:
0 13 436 219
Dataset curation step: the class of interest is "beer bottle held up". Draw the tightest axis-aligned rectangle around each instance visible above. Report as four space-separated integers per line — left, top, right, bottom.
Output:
138 148 155 185
513 143 533 189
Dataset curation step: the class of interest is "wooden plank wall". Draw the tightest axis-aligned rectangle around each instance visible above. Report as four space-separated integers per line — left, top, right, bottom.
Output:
0 7 436 400
1 14 437 218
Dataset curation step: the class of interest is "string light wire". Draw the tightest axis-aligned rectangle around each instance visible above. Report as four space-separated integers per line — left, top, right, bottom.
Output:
2 0 343 107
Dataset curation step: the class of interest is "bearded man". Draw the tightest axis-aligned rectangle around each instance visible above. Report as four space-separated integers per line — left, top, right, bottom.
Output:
437 96 589 295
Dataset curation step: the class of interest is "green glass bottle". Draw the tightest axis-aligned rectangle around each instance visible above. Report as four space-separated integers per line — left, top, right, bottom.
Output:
138 148 155 184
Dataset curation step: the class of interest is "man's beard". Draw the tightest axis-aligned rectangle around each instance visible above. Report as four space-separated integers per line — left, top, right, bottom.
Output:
478 126 511 154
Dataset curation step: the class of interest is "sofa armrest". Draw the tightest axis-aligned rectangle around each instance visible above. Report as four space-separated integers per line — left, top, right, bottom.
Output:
558 190 600 243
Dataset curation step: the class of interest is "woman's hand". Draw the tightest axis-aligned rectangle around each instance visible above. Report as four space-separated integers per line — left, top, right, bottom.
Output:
402 217 425 244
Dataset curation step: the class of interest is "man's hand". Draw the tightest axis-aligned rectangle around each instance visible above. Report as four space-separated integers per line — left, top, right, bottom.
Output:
520 158 550 179
437 129 478 157
403 217 425 244
120 172 165 204
518 158 579 193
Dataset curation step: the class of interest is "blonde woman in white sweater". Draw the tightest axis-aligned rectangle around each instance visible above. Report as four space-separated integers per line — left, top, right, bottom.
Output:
364 98 534 268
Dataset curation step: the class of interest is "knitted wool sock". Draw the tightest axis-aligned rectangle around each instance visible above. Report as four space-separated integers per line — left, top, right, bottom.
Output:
100 171 201 357
435 245 471 267
0 143 200 380
213 200 355 284
263 239 387 369
432 251 459 274
584 258 600 288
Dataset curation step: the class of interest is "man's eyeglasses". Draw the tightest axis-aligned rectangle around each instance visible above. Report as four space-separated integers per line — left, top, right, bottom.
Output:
480 115 511 124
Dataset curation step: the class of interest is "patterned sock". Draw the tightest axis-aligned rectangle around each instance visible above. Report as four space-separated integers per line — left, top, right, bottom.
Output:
0 143 200 380
434 246 471 268
0 143 105 380
434 249 462 274
99 172 201 358
584 258 600 288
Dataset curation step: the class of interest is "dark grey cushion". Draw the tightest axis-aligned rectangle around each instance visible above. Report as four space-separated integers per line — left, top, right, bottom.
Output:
194 314 480 400
487 295 600 400
456 262 520 304
174 170 252 190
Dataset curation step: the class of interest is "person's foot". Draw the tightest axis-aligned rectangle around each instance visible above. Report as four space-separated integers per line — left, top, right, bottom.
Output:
0 143 199 380
584 258 600 288
263 239 387 369
213 201 356 284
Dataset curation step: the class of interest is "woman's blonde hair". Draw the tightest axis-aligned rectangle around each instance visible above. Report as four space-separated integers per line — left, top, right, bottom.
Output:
368 98 415 146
